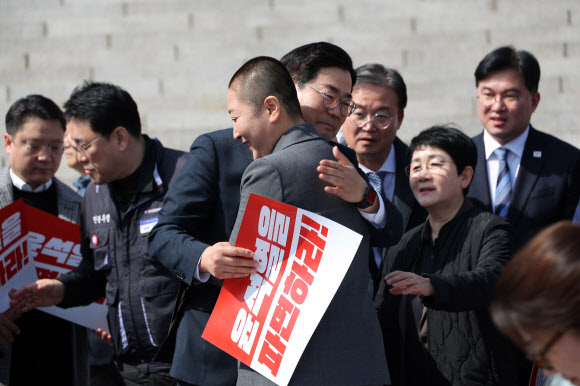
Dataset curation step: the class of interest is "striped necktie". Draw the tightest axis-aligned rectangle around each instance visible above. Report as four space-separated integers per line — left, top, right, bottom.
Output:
367 171 387 198
494 147 512 217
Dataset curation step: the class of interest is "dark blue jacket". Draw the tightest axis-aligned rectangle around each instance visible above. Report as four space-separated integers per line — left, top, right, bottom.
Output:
59 137 186 368
148 128 253 385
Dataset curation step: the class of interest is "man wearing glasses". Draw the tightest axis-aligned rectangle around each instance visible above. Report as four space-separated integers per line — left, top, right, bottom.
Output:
148 42 402 386
341 64 427 296
11 82 187 385
467 46 580 385
0 95 89 385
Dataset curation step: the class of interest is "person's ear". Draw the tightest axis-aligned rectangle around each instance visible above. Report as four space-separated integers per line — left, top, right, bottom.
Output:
4 133 13 155
112 126 130 151
396 109 405 132
460 165 474 190
264 96 281 122
531 92 540 113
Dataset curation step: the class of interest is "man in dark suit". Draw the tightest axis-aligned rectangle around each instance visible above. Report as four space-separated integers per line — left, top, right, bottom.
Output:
467 46 580 385
227 55 391 385
468 46 580 252
148 42 401 386
341 64 427 295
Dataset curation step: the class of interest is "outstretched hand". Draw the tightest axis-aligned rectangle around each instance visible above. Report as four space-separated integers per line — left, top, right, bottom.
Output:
385 270 435 297
9 279 65 312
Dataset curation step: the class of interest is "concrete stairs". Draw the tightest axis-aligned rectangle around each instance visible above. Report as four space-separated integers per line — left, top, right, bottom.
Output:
0 0 578 185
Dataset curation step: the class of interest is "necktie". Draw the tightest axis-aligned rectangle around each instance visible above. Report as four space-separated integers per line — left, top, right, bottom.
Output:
366 171 388 297
367 171 388 198
494 148 512 217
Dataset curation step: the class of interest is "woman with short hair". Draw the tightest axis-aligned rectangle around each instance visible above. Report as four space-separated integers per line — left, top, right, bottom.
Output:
375 124 520 385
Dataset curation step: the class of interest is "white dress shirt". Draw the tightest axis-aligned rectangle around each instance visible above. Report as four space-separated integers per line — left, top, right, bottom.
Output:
9 169 53 192
483 126 529 207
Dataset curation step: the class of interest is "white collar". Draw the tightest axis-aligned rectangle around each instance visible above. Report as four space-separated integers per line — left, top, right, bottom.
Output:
483 126 529 160
358 144 396 174
9 169 53 192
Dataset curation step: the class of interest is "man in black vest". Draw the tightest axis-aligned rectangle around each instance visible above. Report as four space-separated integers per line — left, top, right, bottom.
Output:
11 83 187 386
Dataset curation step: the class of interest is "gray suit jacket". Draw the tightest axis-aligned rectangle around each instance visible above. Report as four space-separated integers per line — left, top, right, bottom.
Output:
230 124 390 385
0 169 89 386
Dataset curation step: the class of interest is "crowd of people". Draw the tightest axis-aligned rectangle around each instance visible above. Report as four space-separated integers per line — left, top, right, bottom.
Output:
0 41 578 386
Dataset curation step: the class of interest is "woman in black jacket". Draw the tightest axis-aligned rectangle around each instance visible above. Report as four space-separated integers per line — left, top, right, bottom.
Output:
375 125 520 385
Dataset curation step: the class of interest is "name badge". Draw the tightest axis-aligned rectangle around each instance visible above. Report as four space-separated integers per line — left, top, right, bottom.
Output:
140 217 158 234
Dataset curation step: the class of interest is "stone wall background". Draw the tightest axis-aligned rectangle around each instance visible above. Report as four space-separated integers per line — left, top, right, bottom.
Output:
1 0 578 186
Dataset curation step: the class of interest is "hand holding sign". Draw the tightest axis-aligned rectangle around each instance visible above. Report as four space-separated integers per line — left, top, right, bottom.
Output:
10 278 65 312
199 242 257 279
95 327 113 344
203 194 363 385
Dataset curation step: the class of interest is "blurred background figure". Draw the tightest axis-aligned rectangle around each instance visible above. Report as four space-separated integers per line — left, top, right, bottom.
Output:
492 221 580 386
63 132 90 196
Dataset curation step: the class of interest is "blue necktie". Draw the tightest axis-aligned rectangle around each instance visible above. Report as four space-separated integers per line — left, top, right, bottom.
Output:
494 148 512 217
366 171 388 297
367 171 387 198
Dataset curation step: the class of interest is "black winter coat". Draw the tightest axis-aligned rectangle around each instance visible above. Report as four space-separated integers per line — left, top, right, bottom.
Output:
375 199 521 385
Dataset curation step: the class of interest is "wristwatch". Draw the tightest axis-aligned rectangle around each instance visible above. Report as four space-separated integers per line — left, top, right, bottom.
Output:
356 184 377 209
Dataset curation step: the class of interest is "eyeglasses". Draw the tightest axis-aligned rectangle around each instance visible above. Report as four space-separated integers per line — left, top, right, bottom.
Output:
298 81 356 117
351 112 393 130
405 159 454 177
528 330 565 370
477 92 521 108
12 136 64 157
70 136 102 155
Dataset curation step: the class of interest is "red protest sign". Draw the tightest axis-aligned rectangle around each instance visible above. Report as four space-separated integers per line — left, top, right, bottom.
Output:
203 194 362 385
0 199 108 331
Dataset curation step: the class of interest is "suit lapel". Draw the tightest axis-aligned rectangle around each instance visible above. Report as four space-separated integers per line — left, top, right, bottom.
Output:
470 134 492 210
508 127 545 224
0 169 14 208
392 139 413 230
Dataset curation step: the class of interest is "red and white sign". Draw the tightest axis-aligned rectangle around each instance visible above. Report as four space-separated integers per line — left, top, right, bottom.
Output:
0 199 108 332
202 194 362 385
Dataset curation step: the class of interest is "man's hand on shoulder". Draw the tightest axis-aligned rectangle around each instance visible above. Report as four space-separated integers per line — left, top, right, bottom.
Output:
318 146 368 203
318 146 379 213
199 242 257 279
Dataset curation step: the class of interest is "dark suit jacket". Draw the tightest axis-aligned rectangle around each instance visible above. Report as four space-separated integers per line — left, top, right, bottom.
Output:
230 123 392 385
148 128 253 385
468 126 580 251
